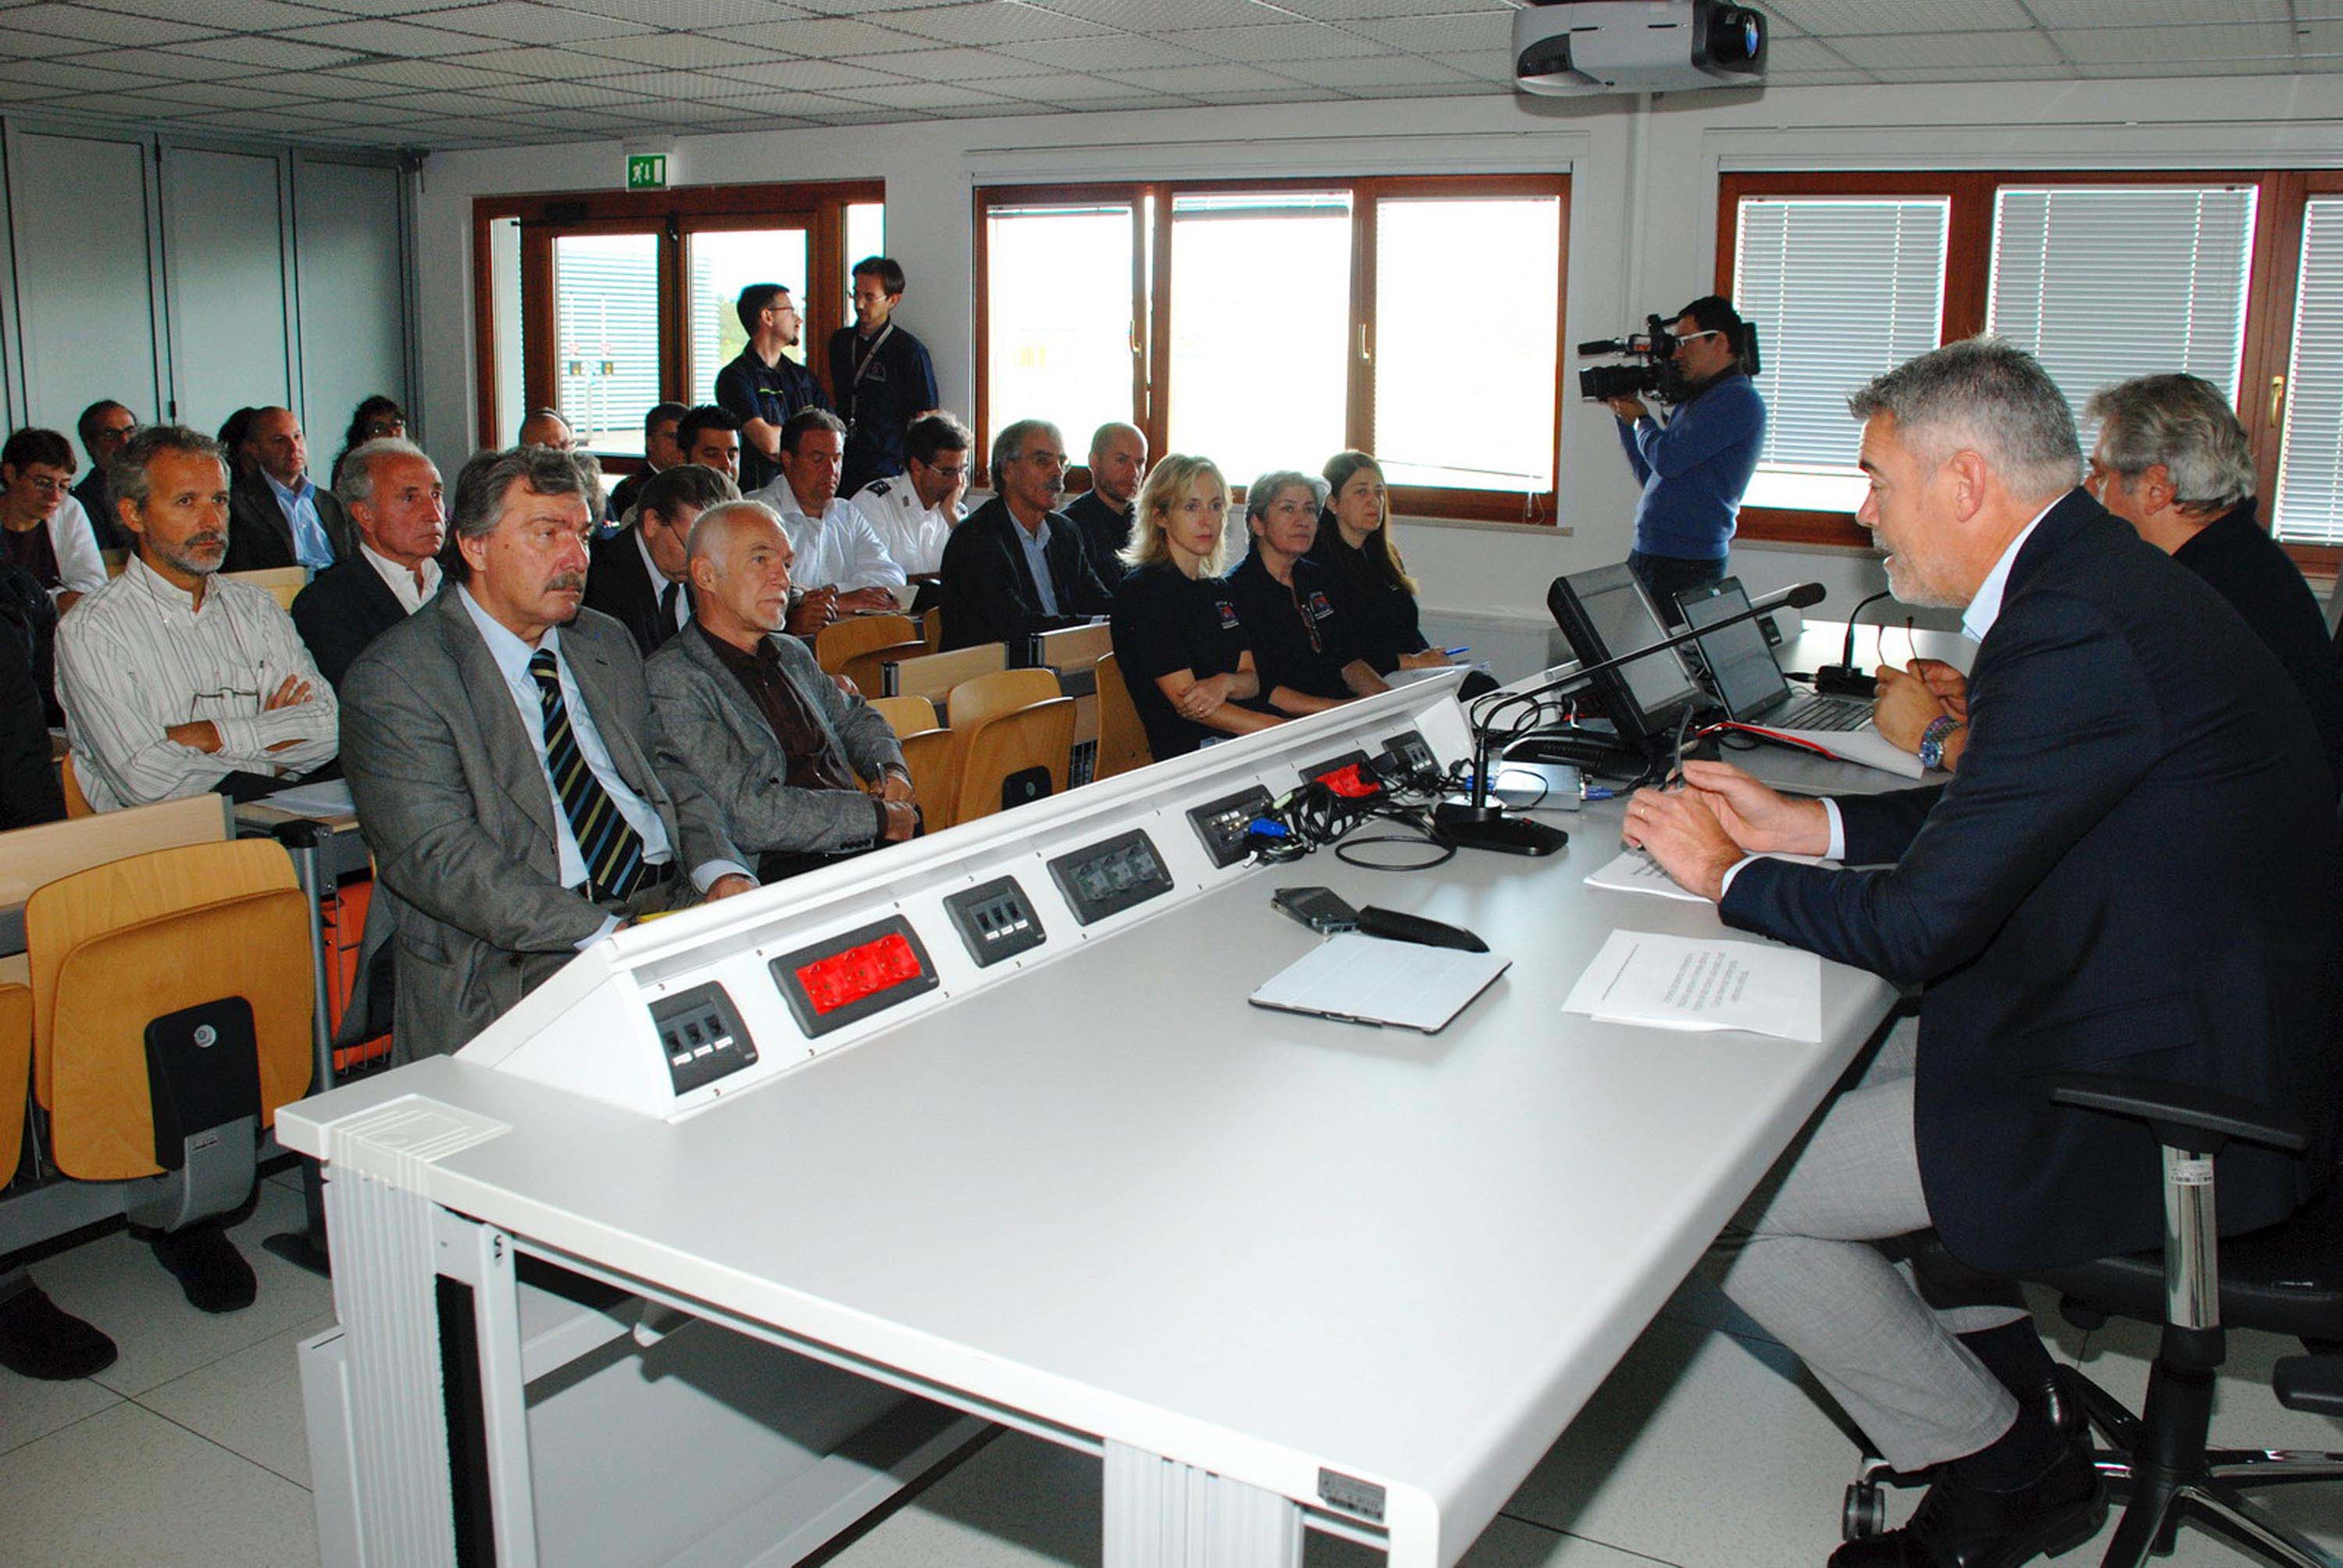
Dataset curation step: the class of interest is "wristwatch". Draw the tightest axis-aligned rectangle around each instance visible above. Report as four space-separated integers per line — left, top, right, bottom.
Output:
1917 714 1964 771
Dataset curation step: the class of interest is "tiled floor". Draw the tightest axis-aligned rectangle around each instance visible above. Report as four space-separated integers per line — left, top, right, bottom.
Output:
4 1167 2341 1568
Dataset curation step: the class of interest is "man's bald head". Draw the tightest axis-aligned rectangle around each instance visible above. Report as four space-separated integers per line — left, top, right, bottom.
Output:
250 406 308 487
1087 422 1148 510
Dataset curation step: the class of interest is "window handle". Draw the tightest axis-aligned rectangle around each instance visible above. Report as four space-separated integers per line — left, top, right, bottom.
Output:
2269 374 2286 427
1358 324 1371 362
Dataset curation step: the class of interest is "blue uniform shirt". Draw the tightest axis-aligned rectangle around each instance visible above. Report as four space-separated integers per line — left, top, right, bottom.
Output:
1618 371 1766 562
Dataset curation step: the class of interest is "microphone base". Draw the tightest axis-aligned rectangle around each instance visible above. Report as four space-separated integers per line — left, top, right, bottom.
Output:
1434 802 1570 857
1811 665 1878 699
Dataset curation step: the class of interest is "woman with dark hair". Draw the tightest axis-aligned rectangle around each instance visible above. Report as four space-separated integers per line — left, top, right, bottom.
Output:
216 407 257 478
1307 451 1452 675
331 395 408 487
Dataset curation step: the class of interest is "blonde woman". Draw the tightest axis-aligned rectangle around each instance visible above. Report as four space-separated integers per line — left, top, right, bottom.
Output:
1108 454 1281 760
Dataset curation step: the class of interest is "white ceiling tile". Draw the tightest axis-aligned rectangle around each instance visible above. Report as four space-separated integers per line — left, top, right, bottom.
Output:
141 78 293 106
993 34 1214 71
787 0 947 12
182 106 354 130
419 2 654 44
845 44 1053 78
5 4 216 45
2074 56 2302 77
359 86 517 112
551 0 813 23
127 0 345 24
825 77 1022 108
1063 93 1207 112
1353 10 1517 55
1764 0 2035 34
1275 52 1481 87
1160 22 1390 62
564 31 788 69
1275 0 1513 16
1096 62 1304 94
879 2 1111 46
587 66 756 98
612 94 776 123
1760 68 1877 84
0 56 165 92
423 45 598 76
2028 0 2290 23
1340 78 1503 98
704 16 929 53
276 0 483 14
1004 69 1156 98
226 69 362 95
323 55 528 89
2059 21 2295 61
1032 0 1289 28
482 75 655 106
0 28 93 57
1427 50 1513 82
1757 37 1860 71
1867 63 2077 80
86 45 260 78
704 56 908 89
690 86 865 115
1831 30 2066 68
174 34 368 68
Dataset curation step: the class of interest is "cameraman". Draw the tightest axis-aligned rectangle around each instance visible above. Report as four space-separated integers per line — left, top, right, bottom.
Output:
1606 296 1766 624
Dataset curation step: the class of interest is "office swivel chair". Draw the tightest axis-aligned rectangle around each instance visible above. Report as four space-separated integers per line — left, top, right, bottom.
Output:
1847 1074 2343 1567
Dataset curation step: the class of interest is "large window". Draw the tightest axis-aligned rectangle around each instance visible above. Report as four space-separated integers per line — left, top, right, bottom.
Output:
1718 169 2337 567
473 183 883 461
976 175 1568 522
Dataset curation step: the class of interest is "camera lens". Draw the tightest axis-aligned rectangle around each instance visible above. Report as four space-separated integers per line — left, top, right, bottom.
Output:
1708 6 1764 66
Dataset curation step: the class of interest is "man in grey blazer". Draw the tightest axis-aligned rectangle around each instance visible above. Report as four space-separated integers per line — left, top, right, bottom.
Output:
340 445 755 1058
648 499 917 881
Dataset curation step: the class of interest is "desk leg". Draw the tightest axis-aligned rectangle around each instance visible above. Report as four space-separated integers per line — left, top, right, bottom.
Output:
283 835 337 1090
1104 1441 1303 1568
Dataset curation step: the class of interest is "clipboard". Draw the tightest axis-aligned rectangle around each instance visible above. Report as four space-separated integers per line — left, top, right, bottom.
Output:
1248 933 1510 1034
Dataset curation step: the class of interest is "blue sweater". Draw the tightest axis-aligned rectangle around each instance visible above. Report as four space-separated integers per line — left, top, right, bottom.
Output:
1617 372 1766 561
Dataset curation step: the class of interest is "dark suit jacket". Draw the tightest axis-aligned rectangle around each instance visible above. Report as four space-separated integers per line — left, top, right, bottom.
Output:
291 554 424 688
0 560 61 829
71 469 123 553
2172 497 2343 789
225 471 354 573
1062 489 1132 592
1722 490 2341 1274
584 527 686 658
937 496 1114 653
338 590 745 1057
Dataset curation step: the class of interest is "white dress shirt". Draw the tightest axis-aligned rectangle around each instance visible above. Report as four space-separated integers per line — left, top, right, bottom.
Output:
747 476 909 592
851 475 961 575
634 527 689 635
57 554 339 811
37 494 107 598
360 542 441 615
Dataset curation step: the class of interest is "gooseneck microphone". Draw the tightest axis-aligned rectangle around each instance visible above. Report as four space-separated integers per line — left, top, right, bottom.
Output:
1813 587 1892 697
1437 581 1828 856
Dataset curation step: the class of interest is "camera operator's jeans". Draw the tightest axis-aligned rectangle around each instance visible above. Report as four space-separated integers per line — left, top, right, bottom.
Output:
1627 550 1725 627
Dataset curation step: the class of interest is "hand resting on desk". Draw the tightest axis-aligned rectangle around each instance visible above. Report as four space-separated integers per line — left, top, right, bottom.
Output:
1622 761 1831 903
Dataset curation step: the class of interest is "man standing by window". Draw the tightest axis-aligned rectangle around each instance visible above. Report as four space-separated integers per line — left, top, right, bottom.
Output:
719 284 829 495
828 257 938 498
1606 297 1766 625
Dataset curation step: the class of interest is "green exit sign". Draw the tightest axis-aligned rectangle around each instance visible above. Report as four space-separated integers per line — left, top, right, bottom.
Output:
626 154 668 191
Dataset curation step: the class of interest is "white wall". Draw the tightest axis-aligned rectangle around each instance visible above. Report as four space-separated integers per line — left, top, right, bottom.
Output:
406 73 2343 636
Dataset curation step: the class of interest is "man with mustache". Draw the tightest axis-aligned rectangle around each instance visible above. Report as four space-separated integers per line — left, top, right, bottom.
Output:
57 426 338 811
338 444 755 1057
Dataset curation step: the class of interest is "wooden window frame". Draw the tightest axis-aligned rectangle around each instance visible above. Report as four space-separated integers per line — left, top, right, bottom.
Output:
1717 168 2328 568
472 179 884 464
973 172 1571 523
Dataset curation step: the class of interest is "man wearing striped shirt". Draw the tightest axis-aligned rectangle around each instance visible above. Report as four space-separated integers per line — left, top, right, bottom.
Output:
57 426 337 811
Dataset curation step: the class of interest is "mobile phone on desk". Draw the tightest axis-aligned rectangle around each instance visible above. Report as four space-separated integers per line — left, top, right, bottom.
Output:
1272 886 1359 935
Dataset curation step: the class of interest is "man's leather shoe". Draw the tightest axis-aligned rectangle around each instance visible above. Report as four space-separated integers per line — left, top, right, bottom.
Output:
0 1285 118 1379
1830 1445 2104 1568
152 1224 257 1313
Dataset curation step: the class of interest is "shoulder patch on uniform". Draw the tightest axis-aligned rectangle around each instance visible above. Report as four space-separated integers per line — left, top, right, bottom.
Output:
868 479 892 496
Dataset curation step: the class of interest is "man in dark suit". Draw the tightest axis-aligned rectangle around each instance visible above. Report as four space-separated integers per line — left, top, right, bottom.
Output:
1063 421 1147 588
291 439 444 686
71 399 136 552
939 418 1113 654
1628 339 2341 1568
339 445 754 1057
224 407 353 573
583 462 736 658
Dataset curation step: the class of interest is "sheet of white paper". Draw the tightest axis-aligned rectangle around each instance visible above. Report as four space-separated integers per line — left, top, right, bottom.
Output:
1763 725 1927 779
263 779 355 816
1584 847 1831 902
1250 932 1510 1034
1563 929 1824 1043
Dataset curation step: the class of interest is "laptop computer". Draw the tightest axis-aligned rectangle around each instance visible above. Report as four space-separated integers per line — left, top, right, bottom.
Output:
1676 579 1925 779
1544 565 1704 761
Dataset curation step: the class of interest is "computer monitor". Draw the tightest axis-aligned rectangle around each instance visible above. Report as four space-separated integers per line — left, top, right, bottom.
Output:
1677 578 1792 721
1544 565 1703 747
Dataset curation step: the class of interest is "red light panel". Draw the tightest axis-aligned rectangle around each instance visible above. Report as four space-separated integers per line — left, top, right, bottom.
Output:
793 932 925 1015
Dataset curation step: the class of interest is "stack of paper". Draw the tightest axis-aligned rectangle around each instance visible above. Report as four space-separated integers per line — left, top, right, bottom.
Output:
1585 847 1831 903
1563 929 1823 1042
264 779 355 816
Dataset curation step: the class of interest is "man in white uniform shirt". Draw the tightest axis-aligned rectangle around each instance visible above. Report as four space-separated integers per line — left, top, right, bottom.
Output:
746 407 905 636
852 410 971 578
59 426 338 810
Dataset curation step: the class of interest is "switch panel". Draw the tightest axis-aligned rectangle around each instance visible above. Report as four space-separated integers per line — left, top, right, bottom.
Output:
648 983 758 1096
1382 729 1438 783
1048 829 1174 926
771 916 940 1039
1186 786 1273 869
944 876 1047 968
1298 748 1372 787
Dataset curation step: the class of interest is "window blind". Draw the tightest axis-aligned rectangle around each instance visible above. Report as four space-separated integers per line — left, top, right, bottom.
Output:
1988 185 2255 443
1735 197 1949 475
2275 198 2343 547
553 233 659 457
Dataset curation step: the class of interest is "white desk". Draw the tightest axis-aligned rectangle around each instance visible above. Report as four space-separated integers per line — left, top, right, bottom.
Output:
281 679 1902 1567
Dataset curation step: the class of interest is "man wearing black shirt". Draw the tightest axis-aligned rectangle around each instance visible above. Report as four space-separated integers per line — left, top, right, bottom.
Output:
1065 422 1147 588
828 257 939 497
716 286 828 494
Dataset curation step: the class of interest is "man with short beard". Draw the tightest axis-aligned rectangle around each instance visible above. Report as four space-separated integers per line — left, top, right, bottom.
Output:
337 444 754 1057
58 425 337 810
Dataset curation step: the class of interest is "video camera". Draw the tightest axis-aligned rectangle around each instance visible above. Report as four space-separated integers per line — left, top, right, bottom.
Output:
1577 310 1760 404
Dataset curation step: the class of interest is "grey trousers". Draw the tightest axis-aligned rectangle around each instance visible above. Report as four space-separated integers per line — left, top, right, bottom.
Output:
1720 1021 2031 1474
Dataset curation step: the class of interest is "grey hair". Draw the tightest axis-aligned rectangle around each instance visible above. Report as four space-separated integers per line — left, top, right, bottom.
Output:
1846 336 2081 498
109 425 229 516
2084 373 2254 511
990 418 1061 483
333 437 433 511
683 498 783 568
1244 470 1326 523
447 444 599 583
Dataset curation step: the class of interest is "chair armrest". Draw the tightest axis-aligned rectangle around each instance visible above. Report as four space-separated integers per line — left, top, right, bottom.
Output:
2049 1072 2309 1156
2274 1355 2343 1417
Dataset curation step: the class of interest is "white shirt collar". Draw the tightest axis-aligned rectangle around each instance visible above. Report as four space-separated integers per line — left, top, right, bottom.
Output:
776 475 829 522
632 525 677 591
1960 495 2065 643
360 541 439 611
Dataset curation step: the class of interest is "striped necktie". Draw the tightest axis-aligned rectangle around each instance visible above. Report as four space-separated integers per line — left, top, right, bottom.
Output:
527 647 646 901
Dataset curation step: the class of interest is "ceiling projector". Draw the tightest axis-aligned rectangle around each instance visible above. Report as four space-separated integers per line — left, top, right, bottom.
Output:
1514 0 1768 94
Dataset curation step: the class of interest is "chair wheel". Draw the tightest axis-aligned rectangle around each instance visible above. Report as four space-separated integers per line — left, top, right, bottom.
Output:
1844 1480 1887 1541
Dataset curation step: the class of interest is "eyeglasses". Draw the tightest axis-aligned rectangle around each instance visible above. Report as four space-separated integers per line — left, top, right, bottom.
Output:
917 460 968 481
1674 330 1725 347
